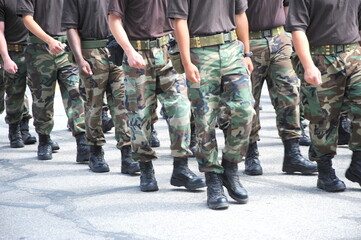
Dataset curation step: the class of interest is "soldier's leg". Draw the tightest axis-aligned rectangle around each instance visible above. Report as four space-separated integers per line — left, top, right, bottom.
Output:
267 33 316 174
157 59 205 190
3 52 27 148
123 53 158 192
219 41 254 205
20 93 37 145
0 66 4 115
244 37 269 175
26 44 57 160
299 55 346 192
107 64 139 175
345 52 361 186
149 102 160 148
79 48 110 170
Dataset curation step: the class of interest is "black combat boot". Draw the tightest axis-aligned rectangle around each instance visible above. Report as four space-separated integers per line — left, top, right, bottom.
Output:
75 133 90 163
338 114 350 145
170 157 206 190
345 151 361 186
50 138 60 151
38 134 52 160
20 118 37 145
150 124 160 147
8 123 25 148
189 123 196 158
222 160 248 204
299 121 311 146
139 161 158 192
205 172 229 210
244 141 263 175
282 138 317 174
101 108 114 133
89 145 109 173
121 145 140 175
317 158 346 192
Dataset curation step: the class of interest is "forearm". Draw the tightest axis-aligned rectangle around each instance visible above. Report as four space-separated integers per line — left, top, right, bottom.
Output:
292 31 314 70
108 14 134 56
235 13 251 54
66 29 84 64
22 15 53 45
173 19 191 67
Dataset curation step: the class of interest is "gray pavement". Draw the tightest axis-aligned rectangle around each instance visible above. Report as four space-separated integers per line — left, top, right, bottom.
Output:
1 86 360 240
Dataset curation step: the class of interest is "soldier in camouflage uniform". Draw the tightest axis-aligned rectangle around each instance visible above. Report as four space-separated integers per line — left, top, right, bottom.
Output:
169 0 255 210
244 0 317 176
109 0 205 192
62 0 139 174
17 0 88 162
0 0 37 148
286 0 361 192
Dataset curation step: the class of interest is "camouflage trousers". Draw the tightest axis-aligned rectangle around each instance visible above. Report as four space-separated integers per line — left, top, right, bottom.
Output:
250 32 301 143
81 47 130 148
188 40 255 174
25 44 85 136
0 50 32 124
123 45 191 162
292 47 361 161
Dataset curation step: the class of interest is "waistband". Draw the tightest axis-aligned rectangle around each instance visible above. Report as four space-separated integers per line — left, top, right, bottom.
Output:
130 34 171 51
249 26 284 40
8 44 26 52
310 43 359 55
189 30 237 49
29 35 67 44
81 39 108 49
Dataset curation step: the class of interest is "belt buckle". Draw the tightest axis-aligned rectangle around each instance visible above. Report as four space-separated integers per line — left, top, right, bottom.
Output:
195 37 201 48
263 30 271 37
336 45 344 53
223 32 230 42
136 40 142 50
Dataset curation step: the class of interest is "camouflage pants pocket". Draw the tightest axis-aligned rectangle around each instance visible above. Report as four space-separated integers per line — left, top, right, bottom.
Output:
169 53 185 74
301 84 324 123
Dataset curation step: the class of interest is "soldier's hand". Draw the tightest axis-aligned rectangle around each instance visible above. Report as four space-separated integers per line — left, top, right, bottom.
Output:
184 63 200 83
304 65 322 85
244 57 254 73
78 59 93 77
3 59 18 74
48 39 65 55
127 50 146 69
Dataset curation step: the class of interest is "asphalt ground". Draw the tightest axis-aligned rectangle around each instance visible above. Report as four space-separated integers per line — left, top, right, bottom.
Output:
0 86 360 240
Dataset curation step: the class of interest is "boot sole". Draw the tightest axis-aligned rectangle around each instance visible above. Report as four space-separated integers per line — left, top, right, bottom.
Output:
244 169 263 176
89 167 110 173
38 155 52 160
317 180 346 192
282 166 317 175
345 169 361 186
207 201 229 210
121 166 140 175
170 177 206 190
140 185 159 192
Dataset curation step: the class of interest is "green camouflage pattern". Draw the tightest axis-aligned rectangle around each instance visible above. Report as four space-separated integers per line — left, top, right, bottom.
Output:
123 45 192 162
188 40 255 174
250 32 301 143
0 51 29 124
25 44 85 136
292 47 361 161
81 47 130 148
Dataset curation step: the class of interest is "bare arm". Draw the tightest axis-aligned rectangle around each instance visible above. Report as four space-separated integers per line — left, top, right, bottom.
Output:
235 12 253 73
172 18 200 83
22 14 64 55
66 28 92 77
0 21 17 73
292 30 321 85
108 13 145 69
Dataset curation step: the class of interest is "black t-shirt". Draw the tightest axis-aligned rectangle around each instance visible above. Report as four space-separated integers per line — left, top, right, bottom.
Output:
0 0 28 44
108 0 172 40
62 0 110 40
285 0 361 46
17 0 66 36
247 0 287 31
167 0 247 36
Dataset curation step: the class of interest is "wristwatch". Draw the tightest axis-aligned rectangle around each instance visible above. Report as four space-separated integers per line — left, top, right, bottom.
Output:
243 52 253 58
